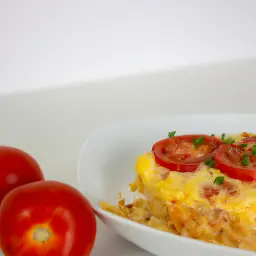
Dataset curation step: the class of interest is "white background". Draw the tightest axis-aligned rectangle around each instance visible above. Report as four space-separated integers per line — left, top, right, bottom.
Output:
1 0 256 94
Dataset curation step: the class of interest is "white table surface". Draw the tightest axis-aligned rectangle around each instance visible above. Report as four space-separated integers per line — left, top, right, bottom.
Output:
0 59 256 255
1 0 256 94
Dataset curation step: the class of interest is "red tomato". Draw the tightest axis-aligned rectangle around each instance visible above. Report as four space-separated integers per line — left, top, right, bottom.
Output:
0 146 44 204
152 135 222 172
241 135 256 144
0 181 96 256
214 144 256 181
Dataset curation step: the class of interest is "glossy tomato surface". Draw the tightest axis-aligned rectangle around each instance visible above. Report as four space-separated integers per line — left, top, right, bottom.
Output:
214 143 256 181
0 181 96 256
0 146 44 204
152 134 222 172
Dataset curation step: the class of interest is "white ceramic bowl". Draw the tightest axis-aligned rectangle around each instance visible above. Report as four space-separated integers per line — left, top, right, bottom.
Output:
77 114 256 256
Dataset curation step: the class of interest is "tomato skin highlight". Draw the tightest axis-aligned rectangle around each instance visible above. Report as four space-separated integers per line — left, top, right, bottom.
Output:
0 181 96 256
152 135 222 172
214 144 256 182
0 146 44 204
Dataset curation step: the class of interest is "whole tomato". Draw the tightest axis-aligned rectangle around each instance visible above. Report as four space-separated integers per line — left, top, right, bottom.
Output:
0 146 44 204
0 180 96 256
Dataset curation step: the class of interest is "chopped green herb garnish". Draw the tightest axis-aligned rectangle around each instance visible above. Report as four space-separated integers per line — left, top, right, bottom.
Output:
221 133 235 144
211 134 215 136
168 131 176 137
192 136 204 149
252 145 256 156
240 154 250 166
240 144 247 148
214 176 224 185
204 158 215 168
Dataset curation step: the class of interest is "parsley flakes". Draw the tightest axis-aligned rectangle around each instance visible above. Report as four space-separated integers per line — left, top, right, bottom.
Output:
192 136 204 149
204 158 215 168
252 145 256 156
240 144 247 148
221 133 235 144
240 154 250 166
214 176 224 185
168 131 176 137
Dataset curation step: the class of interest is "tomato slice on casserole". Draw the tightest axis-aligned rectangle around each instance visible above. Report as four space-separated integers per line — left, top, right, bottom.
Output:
214 142 256 182
152 135 222 172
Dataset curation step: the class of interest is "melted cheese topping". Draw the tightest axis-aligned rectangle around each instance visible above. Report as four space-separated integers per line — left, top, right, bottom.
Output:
133 152 256 227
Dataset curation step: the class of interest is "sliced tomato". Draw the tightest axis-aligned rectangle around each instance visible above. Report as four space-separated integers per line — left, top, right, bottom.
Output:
152 135 222 172
214 144 256 181
241 136 256 144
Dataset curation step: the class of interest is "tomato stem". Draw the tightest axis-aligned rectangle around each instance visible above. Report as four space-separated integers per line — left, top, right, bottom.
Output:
33 227 51 243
